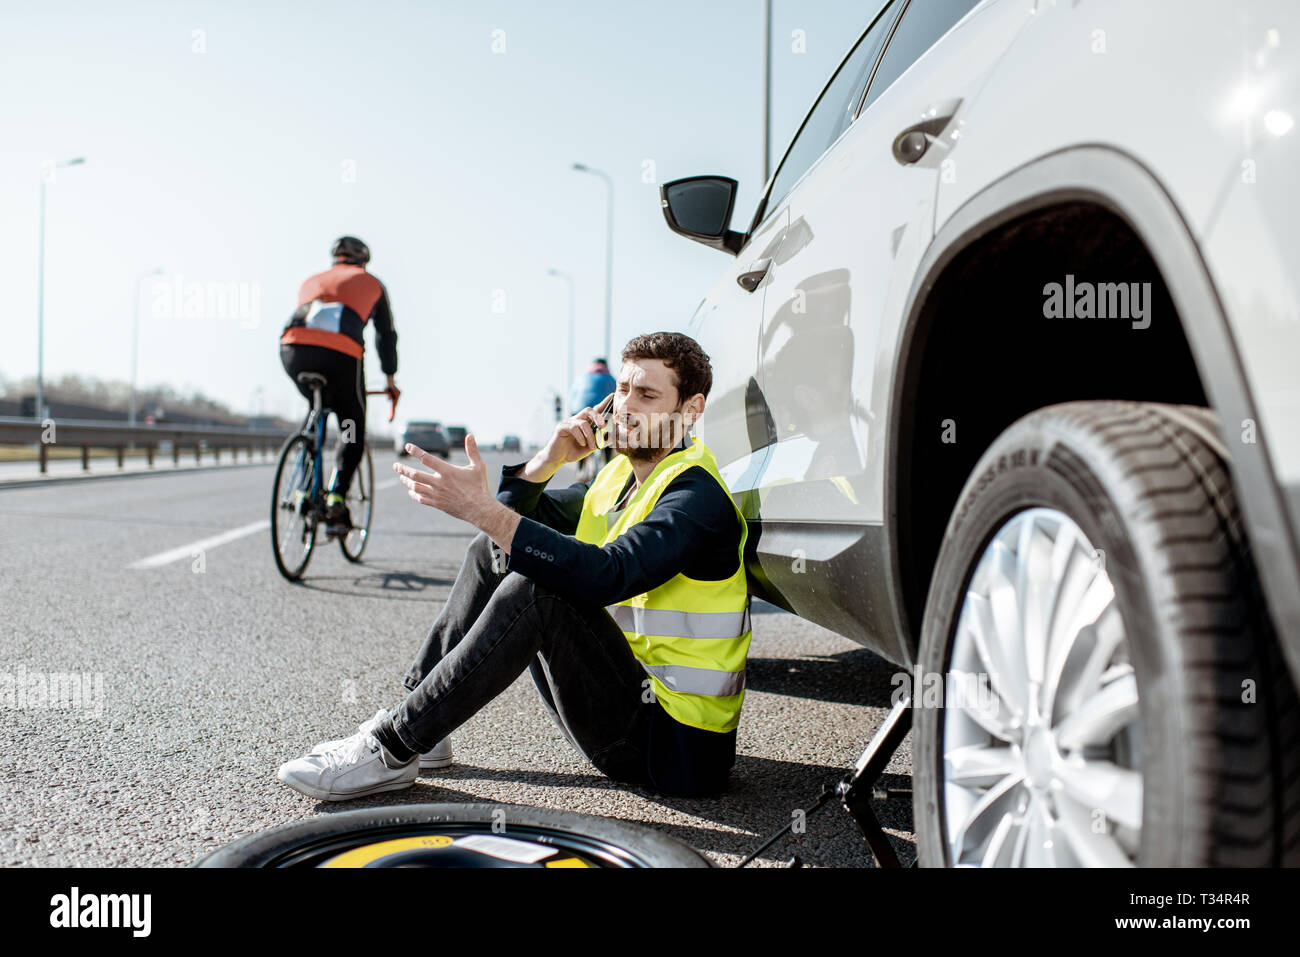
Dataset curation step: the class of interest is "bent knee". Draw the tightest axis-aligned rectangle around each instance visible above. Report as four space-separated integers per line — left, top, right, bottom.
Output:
497 570 534 597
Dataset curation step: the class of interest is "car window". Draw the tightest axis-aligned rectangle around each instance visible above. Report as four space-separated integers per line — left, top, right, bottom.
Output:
757 0 901 227
857 0 980 114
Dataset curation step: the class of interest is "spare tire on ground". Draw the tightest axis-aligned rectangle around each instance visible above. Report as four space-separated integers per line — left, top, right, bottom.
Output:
194 802 712 868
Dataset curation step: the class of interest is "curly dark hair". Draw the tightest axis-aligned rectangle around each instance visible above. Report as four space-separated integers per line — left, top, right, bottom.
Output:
620 332 713 404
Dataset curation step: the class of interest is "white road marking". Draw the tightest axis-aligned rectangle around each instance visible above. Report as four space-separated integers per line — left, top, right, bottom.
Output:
127 519 270 569
129 476 401 569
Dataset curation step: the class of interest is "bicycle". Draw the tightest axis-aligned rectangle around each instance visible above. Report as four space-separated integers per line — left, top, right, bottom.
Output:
270 372 396 582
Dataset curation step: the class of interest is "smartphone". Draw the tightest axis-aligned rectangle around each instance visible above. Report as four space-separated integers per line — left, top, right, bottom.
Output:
592 392 616 449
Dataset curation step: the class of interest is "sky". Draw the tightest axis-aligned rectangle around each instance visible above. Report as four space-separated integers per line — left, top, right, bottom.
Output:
1 0 881 444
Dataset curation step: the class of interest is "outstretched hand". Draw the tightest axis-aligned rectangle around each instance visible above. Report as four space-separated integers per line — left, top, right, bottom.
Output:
394 434 493 524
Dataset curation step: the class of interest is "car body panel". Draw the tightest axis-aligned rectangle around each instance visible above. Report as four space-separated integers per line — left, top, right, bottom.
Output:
686 0 1031 659
918 0 1300 664
936 0 1300 492
688 206 788 514
886 145 1300 674
675 0 1300 681
755 0 1032 529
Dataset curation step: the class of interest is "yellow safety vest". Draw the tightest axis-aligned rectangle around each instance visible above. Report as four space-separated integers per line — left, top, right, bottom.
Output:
574 433 751 733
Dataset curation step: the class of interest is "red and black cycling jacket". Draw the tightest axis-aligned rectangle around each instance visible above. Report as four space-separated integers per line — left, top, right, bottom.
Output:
280 263 398 375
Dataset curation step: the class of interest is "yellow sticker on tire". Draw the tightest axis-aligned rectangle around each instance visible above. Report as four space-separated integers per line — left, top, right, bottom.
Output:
319 835 454 868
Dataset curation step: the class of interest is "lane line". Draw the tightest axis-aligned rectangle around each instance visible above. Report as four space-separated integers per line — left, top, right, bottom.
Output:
127 470 411 569
127 519 270 569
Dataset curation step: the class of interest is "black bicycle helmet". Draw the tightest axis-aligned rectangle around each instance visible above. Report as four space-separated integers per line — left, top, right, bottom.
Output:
331 236 370 266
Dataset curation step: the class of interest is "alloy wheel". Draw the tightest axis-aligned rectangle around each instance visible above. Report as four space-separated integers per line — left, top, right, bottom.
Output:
941 507 1142 866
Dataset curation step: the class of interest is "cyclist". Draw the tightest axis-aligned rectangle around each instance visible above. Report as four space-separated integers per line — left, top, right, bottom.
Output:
570 358 617 482
280 236 399 534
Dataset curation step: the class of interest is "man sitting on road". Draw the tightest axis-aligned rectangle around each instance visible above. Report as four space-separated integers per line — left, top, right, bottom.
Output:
276 331 752 800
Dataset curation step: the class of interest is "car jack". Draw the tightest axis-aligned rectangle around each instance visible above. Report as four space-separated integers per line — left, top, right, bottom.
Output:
737 694 913 868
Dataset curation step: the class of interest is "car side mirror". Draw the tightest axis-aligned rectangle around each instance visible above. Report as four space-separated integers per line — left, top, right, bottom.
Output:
659 175 746 255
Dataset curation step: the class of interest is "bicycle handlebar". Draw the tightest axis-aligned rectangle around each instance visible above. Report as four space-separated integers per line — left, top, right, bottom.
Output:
366 388 400 423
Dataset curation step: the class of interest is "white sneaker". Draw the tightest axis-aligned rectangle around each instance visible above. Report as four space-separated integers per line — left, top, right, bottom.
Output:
416 738 455 770
309 709 454 770
277 730 418 801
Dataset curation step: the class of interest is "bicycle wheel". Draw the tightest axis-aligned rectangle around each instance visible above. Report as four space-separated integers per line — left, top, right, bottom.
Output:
193 803 711 868
270 434 317 581
339 443 374 563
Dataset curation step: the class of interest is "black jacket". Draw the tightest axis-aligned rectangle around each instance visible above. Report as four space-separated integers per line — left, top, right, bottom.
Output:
496 438 744 795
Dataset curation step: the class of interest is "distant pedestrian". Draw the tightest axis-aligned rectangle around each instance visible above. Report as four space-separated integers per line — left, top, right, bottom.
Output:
571 359 617 481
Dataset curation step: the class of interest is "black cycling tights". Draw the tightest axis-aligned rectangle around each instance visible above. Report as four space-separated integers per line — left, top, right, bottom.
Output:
280 343 366 496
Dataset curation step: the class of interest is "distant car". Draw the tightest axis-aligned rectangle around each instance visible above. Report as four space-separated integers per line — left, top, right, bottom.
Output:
446 426 468 450
398 421 449 459
501 434 522 454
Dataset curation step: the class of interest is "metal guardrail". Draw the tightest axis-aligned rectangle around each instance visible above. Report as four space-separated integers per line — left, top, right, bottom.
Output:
0 416 293 475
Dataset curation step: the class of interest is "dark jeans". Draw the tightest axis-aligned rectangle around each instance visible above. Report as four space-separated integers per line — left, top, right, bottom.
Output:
383 530 672 791
280 343 365 495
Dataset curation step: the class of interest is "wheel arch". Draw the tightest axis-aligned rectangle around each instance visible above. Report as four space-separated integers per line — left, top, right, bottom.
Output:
884 144 1300 680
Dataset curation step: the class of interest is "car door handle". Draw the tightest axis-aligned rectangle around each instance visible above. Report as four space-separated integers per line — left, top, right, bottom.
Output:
736 258 772 292
891 98 963 166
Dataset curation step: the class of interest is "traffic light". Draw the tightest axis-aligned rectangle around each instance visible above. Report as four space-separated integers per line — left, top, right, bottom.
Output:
554 396 562 421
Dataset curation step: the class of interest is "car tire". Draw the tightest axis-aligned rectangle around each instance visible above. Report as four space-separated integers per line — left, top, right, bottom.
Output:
913 400 1300 866
192 803 711 868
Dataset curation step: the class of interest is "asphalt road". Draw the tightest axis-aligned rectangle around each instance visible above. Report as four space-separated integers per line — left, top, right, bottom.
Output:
0 449 915 867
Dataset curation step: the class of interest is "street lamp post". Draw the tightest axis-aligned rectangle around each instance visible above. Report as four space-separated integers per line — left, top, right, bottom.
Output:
130 267 164 427
762 0 773 184
571 162 613 362
547 268 576 415
35 156 86 421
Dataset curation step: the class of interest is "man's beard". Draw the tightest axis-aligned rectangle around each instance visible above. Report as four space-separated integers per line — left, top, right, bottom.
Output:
618 443 661 463
611 418 678 462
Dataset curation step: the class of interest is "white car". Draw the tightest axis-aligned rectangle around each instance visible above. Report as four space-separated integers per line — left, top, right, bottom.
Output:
660 0 1300 866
